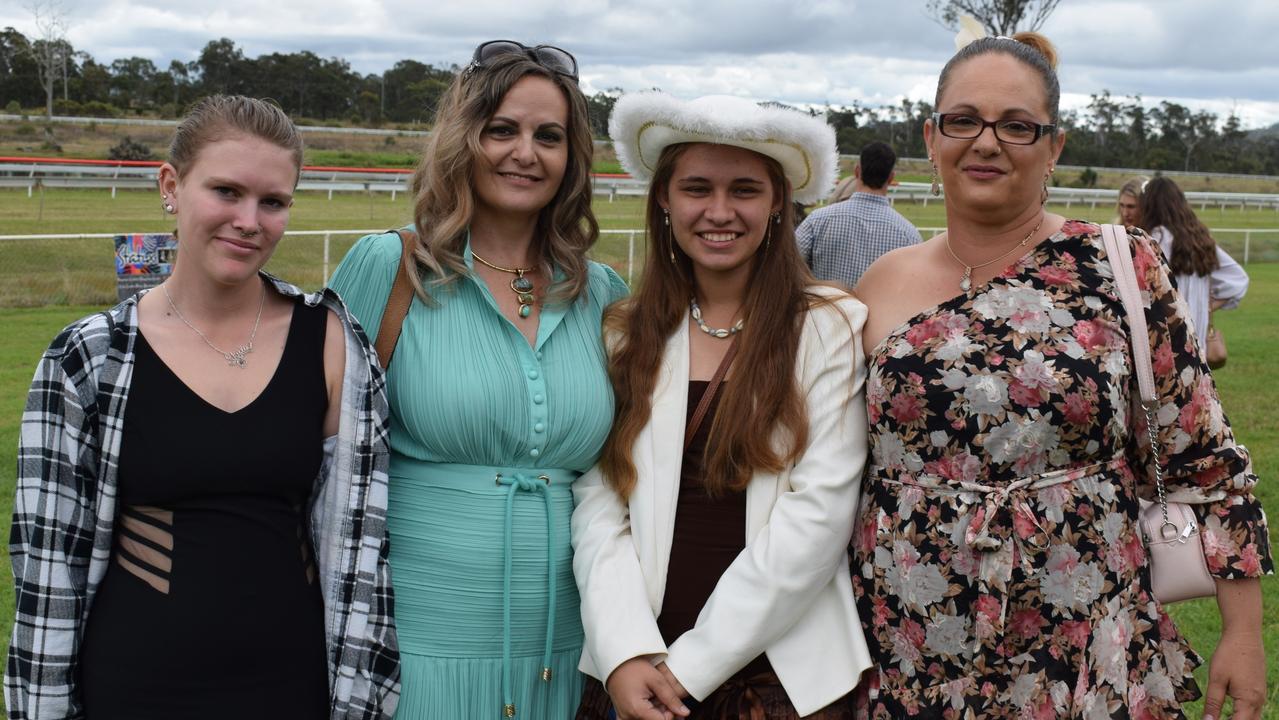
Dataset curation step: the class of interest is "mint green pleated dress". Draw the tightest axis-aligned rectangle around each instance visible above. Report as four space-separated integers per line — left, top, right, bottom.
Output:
328 231 628 720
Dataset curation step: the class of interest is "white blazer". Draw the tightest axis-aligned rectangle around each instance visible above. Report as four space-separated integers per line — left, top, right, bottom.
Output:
572 289 873 716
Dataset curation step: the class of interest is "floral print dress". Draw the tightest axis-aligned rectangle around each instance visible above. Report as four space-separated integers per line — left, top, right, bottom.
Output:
850 221 1272 719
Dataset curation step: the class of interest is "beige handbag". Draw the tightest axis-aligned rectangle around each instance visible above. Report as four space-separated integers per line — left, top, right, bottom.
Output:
1101 224 1217 604
1205 320 1227 370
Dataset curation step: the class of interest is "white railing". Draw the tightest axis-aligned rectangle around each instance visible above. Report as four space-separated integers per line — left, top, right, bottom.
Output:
0 162 649 201
886 183 1279 211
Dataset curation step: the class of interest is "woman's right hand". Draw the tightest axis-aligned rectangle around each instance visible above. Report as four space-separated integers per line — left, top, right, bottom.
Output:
605 657 691 720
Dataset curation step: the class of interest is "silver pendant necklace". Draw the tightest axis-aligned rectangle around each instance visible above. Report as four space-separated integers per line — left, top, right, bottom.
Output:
162 281 265 368
690 298 744 339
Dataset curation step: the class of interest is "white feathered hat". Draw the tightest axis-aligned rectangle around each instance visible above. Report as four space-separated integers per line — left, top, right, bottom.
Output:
608 92 839 205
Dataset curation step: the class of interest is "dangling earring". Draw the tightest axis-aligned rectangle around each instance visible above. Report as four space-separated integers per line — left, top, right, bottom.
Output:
663 208 675 264
763 211 780 252
162 194 175 214
1041 172 1051 205
930 157 941 197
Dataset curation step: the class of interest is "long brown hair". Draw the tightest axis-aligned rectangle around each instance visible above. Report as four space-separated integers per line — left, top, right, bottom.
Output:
407 52 598 304
1140 176 1219 276
598 143 841 499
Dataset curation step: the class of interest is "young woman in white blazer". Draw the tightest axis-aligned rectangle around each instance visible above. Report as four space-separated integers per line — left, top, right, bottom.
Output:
572 93 873 720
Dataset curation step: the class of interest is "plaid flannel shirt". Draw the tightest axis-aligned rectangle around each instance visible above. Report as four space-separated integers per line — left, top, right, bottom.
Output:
796 192 924 288
6 275 400 719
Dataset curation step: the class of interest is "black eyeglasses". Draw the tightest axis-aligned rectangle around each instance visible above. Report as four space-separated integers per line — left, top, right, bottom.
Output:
932 112 1056 145
466 40 579 82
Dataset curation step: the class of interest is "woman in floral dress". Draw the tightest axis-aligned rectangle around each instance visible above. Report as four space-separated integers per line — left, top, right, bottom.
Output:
850 31 1270 719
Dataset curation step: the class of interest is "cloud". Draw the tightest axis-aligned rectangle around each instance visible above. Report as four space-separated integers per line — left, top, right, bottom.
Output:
1 0 1275 128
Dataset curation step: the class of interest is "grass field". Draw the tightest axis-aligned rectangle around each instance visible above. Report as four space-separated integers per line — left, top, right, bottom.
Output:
2 186 1278 307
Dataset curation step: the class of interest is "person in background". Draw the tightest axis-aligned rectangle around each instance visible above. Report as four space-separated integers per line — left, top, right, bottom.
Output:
1114 175 1148 227
851 29 1269 719
8 95 398 719
327 41 627 719
797 141 923 288
1141 175 1248 352
573 92 871 720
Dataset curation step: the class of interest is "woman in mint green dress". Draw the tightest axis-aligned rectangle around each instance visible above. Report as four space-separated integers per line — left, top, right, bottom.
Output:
328 43 626 719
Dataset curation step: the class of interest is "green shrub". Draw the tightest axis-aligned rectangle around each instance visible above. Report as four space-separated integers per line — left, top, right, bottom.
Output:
108 136 154 161
14 123 36 136
52 98 81 116
4 100 19 114
81 101 120 118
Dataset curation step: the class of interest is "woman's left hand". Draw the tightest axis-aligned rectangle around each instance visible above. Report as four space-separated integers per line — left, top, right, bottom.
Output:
656 662 689 700
1203 578 1266 720
1203 630 1266 720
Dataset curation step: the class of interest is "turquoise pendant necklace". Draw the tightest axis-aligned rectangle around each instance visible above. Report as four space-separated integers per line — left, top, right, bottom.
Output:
472 250 537 318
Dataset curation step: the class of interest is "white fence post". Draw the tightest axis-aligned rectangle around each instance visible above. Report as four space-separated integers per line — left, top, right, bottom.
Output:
1244 231 1250 265
323 232 332 284
627 231 635 283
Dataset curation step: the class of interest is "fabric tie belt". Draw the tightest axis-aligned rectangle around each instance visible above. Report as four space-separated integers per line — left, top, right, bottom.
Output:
495 471 557 719
876 457 1129 645
385 460 578 720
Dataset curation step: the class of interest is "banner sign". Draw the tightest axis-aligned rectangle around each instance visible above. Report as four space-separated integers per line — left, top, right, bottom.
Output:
115 233 177 300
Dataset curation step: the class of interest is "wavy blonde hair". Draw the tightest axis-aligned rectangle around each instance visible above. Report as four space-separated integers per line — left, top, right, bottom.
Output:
406 53 598 304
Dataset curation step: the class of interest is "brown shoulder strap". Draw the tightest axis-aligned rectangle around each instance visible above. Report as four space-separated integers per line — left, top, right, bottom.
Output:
684 335 740 452
373 229 418 370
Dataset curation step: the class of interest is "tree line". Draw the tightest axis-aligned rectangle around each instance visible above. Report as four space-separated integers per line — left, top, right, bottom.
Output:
2 30 1278 175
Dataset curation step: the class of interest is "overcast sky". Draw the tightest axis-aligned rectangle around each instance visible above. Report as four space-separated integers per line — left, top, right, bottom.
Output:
6 0 1279 129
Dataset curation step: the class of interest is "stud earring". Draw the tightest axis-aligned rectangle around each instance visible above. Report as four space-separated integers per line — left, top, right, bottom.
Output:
162 194 175 214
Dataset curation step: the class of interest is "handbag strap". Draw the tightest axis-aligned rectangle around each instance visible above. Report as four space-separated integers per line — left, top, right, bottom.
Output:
1100 224 1173 523
684 335 740 453
373 229 418 370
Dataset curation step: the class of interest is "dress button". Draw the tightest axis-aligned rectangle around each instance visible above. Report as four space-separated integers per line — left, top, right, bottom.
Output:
534 423 545 433
536 351 543 360
529 448 541 459
528 369 539 380
533 393 545 404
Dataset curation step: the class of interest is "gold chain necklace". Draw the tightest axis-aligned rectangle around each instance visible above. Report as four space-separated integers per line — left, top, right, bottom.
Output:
472 250 537 319
944 214 1045 292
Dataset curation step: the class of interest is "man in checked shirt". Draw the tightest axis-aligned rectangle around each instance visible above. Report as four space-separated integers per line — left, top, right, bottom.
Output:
796 141 923 288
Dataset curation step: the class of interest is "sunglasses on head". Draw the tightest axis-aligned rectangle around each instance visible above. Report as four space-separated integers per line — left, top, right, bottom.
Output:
466 40 579 82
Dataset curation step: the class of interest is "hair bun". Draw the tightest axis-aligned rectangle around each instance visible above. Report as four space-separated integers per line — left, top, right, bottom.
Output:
1012 32 1058 69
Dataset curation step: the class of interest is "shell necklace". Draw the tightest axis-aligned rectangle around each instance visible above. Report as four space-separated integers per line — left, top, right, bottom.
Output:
945 214 1045 292
690 298 743 338
472 250 537 318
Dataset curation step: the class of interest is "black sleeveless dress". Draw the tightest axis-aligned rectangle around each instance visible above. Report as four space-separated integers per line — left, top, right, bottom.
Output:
80 299 330 719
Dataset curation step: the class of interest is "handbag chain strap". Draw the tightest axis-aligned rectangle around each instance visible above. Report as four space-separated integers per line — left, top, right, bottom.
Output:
1100 224 1173 533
